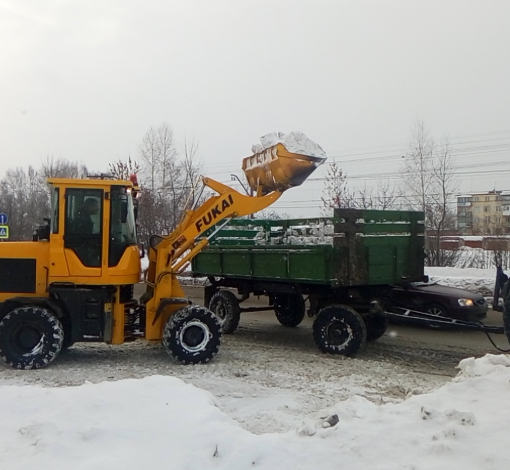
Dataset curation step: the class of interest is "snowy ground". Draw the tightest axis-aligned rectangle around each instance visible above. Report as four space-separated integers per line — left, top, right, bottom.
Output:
1 266 509 469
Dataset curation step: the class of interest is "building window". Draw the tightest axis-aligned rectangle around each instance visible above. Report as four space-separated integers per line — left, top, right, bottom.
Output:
484 206 490 212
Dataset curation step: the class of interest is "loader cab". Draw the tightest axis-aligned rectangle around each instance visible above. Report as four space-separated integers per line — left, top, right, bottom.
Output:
46 178 140 285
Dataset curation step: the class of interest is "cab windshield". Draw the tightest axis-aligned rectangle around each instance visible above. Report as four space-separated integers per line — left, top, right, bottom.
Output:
109 186 137 267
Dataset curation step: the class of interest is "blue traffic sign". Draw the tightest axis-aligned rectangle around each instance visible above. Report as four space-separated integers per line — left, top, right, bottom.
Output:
0 225 8 239
0 213 7 224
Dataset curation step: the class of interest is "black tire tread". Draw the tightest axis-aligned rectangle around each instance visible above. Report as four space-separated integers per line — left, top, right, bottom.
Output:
163 305 221 365
312 304 366 356
0 306 64 369
274 294 306 327
208 290 241 334
364 314 388 342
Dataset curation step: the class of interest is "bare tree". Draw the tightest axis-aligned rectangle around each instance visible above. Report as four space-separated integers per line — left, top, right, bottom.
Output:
134 124 202 245
349 180 399 210
321 161 354 214
374 179 399 210
139 127 161 192
253 210 291 220
400 121 458 266
322 160 399 212
0 166 49 240
352 183 375 209
108 156 141 180
40 155 88 180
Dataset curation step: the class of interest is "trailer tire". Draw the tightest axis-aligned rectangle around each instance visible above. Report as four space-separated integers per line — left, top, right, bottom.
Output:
0 306 64 369
274 293 305 327
313 305 366 356
163 306 221 365
208 290 241 334
364 314 388 341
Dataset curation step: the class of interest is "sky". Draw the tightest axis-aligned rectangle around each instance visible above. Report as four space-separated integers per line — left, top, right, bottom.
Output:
1 0 510 216
1 354 510 469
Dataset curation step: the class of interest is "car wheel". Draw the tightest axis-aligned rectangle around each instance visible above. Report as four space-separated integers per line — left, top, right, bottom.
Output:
425 303 448 317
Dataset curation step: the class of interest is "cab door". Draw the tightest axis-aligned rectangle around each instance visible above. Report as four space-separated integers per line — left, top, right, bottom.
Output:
63 188 104 277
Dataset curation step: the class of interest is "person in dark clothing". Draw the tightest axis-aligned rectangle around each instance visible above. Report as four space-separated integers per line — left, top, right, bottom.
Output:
73 198 99 234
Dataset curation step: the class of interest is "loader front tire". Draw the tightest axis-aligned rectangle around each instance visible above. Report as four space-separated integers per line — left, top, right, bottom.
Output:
208 290 241 334
313 305 366 356
163 306 221 365
0 306 64 369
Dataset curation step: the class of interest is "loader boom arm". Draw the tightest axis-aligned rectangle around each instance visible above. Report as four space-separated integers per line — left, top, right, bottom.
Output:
142 177 284 339
152 177 282 276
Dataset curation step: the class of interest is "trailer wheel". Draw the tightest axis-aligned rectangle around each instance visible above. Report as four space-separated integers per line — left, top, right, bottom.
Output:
163 306 221 365
364 314 388 342
0 306 64 369
208 290 241 334
273 294 305 327
313 305 366 356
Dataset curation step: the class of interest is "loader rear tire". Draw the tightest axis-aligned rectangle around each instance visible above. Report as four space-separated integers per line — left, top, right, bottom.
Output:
313 305 366 356
0 306 64 369
163 306 221 365
208 290 241 334
274 293 305 327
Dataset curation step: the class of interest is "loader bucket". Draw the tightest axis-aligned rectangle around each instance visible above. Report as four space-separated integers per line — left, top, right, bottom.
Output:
242 143 326 195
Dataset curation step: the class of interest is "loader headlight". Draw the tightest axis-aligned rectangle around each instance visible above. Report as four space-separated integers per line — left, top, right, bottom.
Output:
458 298 474 307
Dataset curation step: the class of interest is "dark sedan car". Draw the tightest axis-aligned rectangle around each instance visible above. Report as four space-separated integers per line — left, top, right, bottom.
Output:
388 282 488 322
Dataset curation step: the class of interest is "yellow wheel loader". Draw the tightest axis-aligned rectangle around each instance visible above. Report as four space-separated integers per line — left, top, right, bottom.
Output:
0 143 324 369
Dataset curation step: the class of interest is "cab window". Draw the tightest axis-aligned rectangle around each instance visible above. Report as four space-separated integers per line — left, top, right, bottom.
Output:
109 186 137 267
64 189 103 267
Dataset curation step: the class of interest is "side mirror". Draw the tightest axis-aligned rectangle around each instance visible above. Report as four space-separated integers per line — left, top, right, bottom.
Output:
33 223 50 241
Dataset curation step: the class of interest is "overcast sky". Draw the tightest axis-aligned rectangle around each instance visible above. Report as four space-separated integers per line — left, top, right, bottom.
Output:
1 0 509 215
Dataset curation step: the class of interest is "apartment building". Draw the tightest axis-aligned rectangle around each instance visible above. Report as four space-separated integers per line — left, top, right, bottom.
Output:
457 190 510 235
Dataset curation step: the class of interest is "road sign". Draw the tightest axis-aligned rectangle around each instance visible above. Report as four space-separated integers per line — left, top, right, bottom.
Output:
0 213 7 224
0 225 9 239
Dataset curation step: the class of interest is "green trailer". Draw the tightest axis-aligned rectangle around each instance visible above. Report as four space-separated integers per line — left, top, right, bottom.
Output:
191 208 427 356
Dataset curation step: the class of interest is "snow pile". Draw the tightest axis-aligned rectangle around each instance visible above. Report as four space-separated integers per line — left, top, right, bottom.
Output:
1 355 510 469
425 266 497 296
251 131 327 159
453 246 509 270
